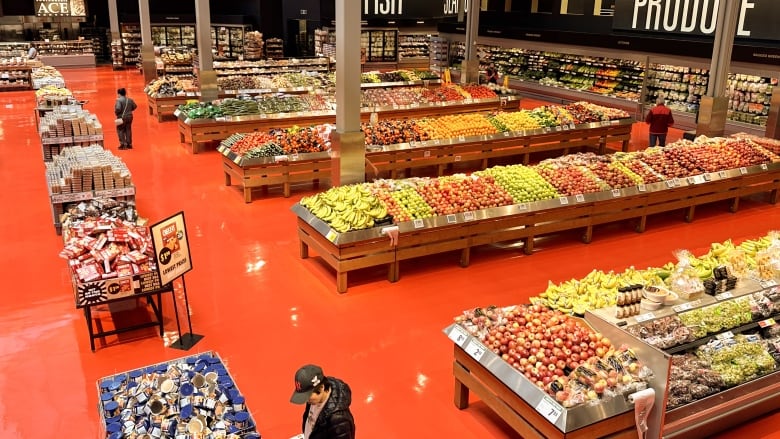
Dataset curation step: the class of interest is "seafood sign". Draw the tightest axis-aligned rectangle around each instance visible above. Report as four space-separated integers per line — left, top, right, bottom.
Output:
151 212 193 285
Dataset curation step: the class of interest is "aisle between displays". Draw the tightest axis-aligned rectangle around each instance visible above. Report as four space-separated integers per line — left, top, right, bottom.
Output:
1 66 780 438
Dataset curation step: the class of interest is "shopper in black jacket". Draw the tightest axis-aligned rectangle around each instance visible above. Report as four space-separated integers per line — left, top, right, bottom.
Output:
114 87 138 150
291 364 355 439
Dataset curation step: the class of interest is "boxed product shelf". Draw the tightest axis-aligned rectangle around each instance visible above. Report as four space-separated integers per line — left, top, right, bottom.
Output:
265 38 284 59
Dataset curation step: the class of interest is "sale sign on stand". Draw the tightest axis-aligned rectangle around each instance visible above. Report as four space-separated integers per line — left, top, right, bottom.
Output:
150 211 193 286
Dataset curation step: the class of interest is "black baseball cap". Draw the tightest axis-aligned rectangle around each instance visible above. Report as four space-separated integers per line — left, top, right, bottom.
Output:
290 364 324 404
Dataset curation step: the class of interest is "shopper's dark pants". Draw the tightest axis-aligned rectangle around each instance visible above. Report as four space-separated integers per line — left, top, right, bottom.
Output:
649 133 667 147
118 118 133 147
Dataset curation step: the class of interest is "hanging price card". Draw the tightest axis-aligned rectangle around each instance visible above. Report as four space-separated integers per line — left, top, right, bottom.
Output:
465 339 487 362
536 396 564 424
446 214 457 224
413 219 425 229
635 312 656 323
575 194 585 203
448 325 469 346
559 197 569 205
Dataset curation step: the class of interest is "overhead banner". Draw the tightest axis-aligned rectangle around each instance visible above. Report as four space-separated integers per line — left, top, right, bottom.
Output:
612 0 780 40
35 0 86 17
361 0 460 18
150 211 193 285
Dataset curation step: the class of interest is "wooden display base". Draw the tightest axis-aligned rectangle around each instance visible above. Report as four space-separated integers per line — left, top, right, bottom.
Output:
178 99 511 154
224 121 632 202
296 167 780 293
147 95 195 122
452 345 637 439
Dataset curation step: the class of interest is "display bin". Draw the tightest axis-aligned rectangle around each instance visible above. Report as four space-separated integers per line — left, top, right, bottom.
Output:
444 319 670 439
147 94 197 121
221 119 632 202
50 186 135 234
41 134 104 161
177 96 520 154
293 163 780 293
97 352 261 438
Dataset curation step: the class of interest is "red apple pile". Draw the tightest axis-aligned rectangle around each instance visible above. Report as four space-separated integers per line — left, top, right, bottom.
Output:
415 175 514 215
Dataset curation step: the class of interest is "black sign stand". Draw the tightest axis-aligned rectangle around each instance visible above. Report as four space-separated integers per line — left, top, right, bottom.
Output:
168 275 203 350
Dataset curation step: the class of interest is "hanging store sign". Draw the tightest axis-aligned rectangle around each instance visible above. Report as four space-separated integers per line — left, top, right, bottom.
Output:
612 0 780 40
362 0 457 18
150 211 193 285
35 0 86 17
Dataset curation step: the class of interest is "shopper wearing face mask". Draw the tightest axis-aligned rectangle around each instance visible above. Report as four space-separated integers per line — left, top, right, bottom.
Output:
290 364 355 439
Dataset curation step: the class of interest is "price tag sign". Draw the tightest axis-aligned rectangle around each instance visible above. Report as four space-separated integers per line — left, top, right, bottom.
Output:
716 331 735 340
518 203 528 210
454 155 462 162
759 318 776 328
184 117 191 124
421 141 428 147
687 176 696 185
274 155 289 163
446 214 457 224
423 150 431 158
448 325 469 346
665 180 676 188
463 211 476 222
95 187 135 198
760 279 778 288
503 131 511 137
673 178 682 186
703 174 711 181
715 291 734 301
457 135 466 142
465 339 486 362
410 103 420 108
719 171 728 179
51 191 92 204
672 299 700 314
611 189 621 198
575 194 585 203
536 396 563 424
413 219 425 229
559 197 569 205
233 155 242 165
434 139 441 145
186 92 195 97
761 163 769 171
173 109 181 117
325 230 338 242
635 312 656 323
739 167 748 175
638 184 647 192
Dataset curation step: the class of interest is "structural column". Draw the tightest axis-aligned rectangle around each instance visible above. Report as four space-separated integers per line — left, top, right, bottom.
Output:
138 0 155 82
461 0 481 83
107 0 119 40
696 0 740 137
331 0 365 186
195 0 218 102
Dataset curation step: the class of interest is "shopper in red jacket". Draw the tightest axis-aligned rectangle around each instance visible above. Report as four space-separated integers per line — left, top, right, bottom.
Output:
645 97 674 147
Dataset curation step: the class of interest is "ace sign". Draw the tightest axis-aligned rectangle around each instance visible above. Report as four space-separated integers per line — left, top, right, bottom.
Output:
35 0 86 17
150 212 193 285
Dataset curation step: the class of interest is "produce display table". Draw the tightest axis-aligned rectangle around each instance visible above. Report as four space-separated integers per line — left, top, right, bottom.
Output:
178 97 520 154
147 94 197 122
294 163 780 293
222 119 632 202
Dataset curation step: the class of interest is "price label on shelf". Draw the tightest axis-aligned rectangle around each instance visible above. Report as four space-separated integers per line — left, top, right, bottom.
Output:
761 163 769 171
457 135 466 142
760 279 778 288
518 203 528 210
687 176 695 185
274 155 289 163
433 139 441 145
465 339 487 362
718 171 728 179
413 219 425 229
759 318 776 328
173 109 181 117
672 300 700 314
716 331 735 340
410 102 420 108
637 184 647 192
51 191 92 204
634 312 656 323
673 178 682 186
575 194 585 203
446 214 457 224
233 155 242 165
454 155 462 162
536 396 563 424
448 325 469 346
703 174 711 181
715 291 734 301
184 118 191 124
95 187 135 198
739 167 748 175
503 131 511 137
423 150 431 158
665 180 676 188
463 211 476 222
186 92 195 97
392 104 400 110
559 197 569 205
88 135 103 142
611 189 621 198
325 230 338 242
568 124 576 130
420 141 429 147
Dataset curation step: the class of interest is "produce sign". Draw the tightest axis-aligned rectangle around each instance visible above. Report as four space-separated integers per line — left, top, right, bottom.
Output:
296 136 779 233
453 304 652 408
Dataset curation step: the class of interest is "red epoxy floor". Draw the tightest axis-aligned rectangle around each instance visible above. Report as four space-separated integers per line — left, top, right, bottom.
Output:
0 66 779 438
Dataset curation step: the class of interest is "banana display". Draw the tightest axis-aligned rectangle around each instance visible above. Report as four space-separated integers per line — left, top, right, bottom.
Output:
300 185 388 233
531 233 779 315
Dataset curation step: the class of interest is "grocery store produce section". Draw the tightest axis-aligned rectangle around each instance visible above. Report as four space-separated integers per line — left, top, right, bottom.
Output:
218 102 632 201
292 134 780 293
445 230 780 438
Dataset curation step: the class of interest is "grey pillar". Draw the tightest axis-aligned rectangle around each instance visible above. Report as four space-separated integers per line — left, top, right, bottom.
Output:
108 0 119 40
696 0 740 137
461 0 481 83
195 0 217 102
138 0 156 83
331 0 365 187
